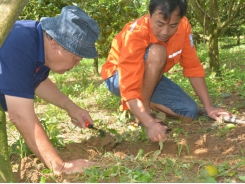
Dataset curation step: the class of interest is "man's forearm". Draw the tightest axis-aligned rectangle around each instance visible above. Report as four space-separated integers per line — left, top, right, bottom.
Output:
189 77 213 108
5 95 65 172
126 99 154 128
35 78 74 110
17 118 64 171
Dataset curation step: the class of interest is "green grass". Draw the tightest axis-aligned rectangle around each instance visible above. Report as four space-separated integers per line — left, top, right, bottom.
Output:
8 38 245 182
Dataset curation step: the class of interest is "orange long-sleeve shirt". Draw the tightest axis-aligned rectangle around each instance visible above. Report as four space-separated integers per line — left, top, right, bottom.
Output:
101 14 205 109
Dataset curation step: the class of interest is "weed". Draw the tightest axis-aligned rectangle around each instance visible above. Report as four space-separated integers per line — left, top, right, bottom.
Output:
240 145 244 156
152 141 163 161
40 176 46 183
239 176 245 182
177 144 190 157
10 134 32 158
216 124 235 138
40 119 65 148
138 127 148 141
171 127 185 142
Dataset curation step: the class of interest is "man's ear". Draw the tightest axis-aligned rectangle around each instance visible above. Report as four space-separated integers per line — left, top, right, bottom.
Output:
50 40 59 53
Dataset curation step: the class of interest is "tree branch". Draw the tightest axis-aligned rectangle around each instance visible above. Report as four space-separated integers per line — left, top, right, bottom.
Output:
189 0 210 25
227 0 236 18
221 3 245 30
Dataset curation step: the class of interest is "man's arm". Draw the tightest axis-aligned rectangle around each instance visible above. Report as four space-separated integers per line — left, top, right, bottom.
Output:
35 77 92 128
189 77 231 121
126 99 168 142
5 95 94 174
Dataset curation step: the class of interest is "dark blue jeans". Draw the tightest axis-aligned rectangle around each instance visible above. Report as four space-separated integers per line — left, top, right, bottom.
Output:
104 72 198 119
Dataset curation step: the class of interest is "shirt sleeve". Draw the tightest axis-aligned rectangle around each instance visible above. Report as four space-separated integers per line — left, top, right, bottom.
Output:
0 23 38 99
118 29 149 108
179 20 205 77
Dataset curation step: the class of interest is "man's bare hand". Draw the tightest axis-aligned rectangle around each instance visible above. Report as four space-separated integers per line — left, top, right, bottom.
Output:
54 159 96 175
147 122 168 142
206 106 232 122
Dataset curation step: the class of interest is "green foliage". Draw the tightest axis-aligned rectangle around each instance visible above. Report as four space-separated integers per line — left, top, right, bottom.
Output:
8 118 65 159
19 0 65 20
83 164 154 183
40 119 65 148
40 176 46 183
80 0 145 58
152 141 163 161
177 144 190 157
80 145 164 182
19 0 147 59
10 135 32 158
188 0 245 39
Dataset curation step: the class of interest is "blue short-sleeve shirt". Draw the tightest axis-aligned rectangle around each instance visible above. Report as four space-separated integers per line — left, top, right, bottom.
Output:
0 20 50 111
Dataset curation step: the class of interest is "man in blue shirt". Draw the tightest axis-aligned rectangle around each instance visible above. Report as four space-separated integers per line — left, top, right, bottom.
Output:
0 6 99 175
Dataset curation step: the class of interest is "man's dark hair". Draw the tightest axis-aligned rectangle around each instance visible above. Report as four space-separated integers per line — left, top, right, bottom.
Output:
149 0 187 19
43 30 53 40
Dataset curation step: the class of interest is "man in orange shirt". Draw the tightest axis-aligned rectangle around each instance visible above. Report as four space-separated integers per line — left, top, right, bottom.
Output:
101 0 231 142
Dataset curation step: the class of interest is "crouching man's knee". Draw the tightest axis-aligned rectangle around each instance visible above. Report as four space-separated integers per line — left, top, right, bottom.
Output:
144 44 167 69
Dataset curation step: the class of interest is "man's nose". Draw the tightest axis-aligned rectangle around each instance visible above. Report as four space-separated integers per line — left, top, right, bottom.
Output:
160 25 169 35
76 58 82 65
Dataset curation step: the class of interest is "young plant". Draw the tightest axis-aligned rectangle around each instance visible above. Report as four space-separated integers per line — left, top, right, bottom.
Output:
177 144 190 157
10 134 32 158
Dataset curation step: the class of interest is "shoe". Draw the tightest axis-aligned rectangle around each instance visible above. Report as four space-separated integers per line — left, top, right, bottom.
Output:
197 108 208 117
156 112 166 121
180 116 193 124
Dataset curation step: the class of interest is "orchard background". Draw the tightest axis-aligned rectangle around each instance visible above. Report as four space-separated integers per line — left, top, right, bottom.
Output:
19 0 245 74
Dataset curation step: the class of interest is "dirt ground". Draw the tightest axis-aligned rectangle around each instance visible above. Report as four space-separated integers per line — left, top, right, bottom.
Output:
11 92 245 182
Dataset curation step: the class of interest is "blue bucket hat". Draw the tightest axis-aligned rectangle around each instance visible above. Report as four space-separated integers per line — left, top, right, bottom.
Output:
40 6 100 58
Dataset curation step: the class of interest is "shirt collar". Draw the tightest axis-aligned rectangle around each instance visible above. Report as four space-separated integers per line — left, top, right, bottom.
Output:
37 23 45 63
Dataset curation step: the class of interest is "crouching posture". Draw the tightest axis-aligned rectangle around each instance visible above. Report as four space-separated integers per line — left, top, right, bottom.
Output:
0 6 100 174
100 0 231 142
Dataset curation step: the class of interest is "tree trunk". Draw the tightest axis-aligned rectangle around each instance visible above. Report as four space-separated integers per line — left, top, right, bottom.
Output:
0 105 16 183
93 58 99 75
0 0 29 182
0 0 29 47
208 33 220 76
188 0 245 74
237 35 240 45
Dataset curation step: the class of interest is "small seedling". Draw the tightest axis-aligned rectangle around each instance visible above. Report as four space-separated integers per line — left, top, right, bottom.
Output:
177 144 190 157
217 124 235 138
10 134 32 158
152 141 163 161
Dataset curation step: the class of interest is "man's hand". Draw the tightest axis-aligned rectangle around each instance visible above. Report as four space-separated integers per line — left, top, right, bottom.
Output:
189 77 233 122
146 121 168 142
55 159 96 175
68 108 93 128
125 99 168 142
35 78 93 128
206 106 232 122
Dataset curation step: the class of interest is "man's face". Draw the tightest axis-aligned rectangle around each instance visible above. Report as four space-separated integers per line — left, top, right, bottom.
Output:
53 47 82 74
45 40 82 74
149 8 181 42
